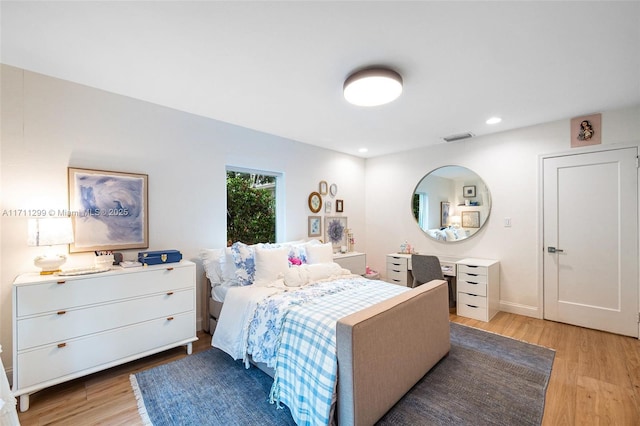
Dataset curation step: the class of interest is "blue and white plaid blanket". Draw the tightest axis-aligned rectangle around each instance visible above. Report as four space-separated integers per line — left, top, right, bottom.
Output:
268 277 408 426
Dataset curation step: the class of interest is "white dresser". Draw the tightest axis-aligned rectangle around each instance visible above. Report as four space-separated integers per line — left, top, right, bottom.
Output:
456 258 500 321
386 254 412 286
333 252 366 275
12 260 197 412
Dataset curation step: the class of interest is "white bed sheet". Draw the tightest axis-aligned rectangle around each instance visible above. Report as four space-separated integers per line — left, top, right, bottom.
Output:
211 284 231 303
212 285 283 360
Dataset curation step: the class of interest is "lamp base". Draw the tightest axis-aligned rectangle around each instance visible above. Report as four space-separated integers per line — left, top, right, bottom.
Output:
34 254 67 275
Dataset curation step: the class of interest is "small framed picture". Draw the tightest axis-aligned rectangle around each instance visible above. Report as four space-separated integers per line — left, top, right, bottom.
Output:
308 216 322 237
463 185 476 198
336 199 344 213
325 200 332 213
319 180 328 195
571 113 602 148
462 211 480 228
440 201 450 227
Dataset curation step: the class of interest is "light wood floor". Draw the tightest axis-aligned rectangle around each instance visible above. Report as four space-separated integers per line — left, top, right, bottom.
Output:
15 312 640 425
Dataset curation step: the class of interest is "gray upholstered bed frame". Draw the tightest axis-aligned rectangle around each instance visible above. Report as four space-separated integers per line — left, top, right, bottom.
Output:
204 278 450 425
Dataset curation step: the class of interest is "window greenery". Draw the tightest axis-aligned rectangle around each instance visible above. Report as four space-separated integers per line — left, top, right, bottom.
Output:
226 171 276 245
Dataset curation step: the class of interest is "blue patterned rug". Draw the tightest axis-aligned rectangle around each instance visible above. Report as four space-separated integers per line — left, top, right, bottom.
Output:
131 323 554 425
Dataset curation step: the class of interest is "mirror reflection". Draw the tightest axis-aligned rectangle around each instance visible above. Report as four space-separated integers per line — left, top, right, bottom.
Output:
412 166 491 242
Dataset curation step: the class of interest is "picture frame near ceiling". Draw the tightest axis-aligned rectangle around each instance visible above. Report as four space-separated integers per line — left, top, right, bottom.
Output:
319 180 328 195
329 183 338 197
336 199 344 213
68 167 148 253
308 191 322 213
570 113 601 148
463 185 476 198
308 216 322 237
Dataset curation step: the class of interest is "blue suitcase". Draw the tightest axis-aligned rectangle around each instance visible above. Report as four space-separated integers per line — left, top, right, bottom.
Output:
138 249 182 265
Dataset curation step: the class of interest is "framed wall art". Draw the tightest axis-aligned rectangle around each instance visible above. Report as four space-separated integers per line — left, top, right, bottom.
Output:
571 113 601 148
325 200 332 213
462 211 480 228
336 199 344 213
319 180 328 195
68 167 148 253
440 201 451 227
463 185 476 198
308 216 322 237
325 216 347 249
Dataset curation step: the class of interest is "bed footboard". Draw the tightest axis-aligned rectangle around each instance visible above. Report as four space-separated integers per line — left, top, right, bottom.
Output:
336 279 450 426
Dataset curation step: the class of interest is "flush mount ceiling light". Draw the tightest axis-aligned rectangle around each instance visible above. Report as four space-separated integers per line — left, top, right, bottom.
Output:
343 68 403 107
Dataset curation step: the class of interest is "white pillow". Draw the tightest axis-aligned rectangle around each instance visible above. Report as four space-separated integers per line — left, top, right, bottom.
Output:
200 248 224 284
305 262 344 281
253 246 290 286
283 265 310 287
305 242 333 264
445 228 457 241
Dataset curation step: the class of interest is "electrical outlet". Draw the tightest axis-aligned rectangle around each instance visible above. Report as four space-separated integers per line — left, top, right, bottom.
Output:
504 217 512 227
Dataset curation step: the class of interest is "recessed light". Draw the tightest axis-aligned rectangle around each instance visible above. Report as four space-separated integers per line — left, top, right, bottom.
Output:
344 68 403 107
358 148 369 153
486 117 502 125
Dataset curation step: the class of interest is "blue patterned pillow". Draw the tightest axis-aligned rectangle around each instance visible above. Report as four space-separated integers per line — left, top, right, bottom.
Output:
231 242 256 286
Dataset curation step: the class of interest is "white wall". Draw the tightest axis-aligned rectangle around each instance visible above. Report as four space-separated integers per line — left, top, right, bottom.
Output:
365 105 640 317
0 65 366 369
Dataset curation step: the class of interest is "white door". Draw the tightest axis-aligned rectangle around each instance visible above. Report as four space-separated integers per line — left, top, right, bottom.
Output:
543 147 639 337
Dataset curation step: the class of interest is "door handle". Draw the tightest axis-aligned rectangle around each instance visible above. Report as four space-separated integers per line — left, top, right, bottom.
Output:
547 246 564 253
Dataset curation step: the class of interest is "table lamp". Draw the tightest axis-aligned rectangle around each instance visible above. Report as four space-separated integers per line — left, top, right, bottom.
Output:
27 217 74 274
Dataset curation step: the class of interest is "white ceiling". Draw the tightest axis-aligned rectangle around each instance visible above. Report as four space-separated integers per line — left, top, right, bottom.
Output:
2 1 639 158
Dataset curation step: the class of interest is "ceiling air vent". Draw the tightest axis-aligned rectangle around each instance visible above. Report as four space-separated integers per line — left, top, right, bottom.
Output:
443 132 474 143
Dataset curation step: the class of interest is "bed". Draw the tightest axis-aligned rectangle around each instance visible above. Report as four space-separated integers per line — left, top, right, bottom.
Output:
201 240 450 425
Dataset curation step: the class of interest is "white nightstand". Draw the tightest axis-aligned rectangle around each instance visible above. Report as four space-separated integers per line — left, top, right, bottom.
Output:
333 252 366 275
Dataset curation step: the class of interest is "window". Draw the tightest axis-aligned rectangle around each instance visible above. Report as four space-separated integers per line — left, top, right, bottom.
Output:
226 167 283 245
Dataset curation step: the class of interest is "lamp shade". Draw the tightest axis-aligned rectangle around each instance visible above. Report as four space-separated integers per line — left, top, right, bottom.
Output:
28 218 74 246
343 68 403 107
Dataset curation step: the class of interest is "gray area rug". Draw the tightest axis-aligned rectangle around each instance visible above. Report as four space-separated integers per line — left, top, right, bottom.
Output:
131 323 554 425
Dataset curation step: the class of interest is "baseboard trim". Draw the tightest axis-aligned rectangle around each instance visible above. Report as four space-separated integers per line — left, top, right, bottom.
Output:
499 300 542 319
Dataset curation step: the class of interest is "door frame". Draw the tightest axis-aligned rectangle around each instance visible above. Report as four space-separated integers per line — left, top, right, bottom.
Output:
538 142 640 338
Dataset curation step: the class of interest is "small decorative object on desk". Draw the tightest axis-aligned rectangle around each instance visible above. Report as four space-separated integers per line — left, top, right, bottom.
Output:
137 250 183 266
346 228 355 252
400 241 414 254
94 250 114 269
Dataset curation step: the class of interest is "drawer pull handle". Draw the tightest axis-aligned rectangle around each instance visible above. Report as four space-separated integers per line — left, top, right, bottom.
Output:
466 265 479 268
57 280 66 285
466 281 478 285
466 273 479 277
57 310 66 315
166 267 174 271
166 291 174 296
167 316 174 321
57 343 67 348
392 269 400 273
466 304 479 309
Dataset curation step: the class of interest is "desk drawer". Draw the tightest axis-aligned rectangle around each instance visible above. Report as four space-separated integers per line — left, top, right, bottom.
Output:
386 258 408 271
457 279 487 296
458 292 488 321
458 272 487 285
458 264 488 276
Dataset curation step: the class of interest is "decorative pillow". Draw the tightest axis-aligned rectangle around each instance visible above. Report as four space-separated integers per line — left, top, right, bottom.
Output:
305 262 344 281
287 242 309 266
283 265 310 287
253 246 290 287
230 242 256 286
305 242 333 264
200 248 224 285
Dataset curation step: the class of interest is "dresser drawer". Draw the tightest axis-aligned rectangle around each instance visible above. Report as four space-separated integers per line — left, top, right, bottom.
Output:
16 265 194 317
16 311 195 390
457 264 488 276
458 272 487 285
457 279 487 296
17 289 194 351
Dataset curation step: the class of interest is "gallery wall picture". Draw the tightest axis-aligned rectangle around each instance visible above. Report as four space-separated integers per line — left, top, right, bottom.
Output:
68 167 148 253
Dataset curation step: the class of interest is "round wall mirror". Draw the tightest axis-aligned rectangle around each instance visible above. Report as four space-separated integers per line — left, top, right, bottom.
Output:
412 165 491 242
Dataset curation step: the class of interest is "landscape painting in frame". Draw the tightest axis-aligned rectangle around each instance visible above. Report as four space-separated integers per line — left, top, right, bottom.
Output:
68 167 149 253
